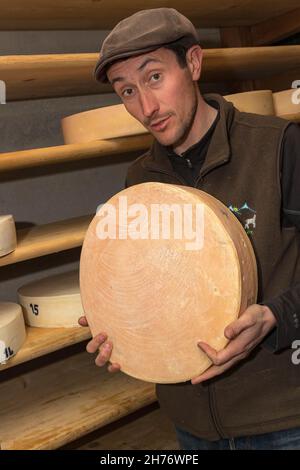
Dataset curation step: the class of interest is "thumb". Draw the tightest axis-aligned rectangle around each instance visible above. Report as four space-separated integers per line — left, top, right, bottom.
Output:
224 306 257 340
224 323 239 340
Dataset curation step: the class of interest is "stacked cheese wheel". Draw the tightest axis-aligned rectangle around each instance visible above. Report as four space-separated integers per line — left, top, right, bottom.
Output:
61 91 300 146
0 215 17 257
0 302 26 364
80 182 257 384
18 270 83 328
61 103 148 144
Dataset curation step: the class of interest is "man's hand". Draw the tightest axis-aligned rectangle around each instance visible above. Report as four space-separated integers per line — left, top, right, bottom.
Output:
78 315 121 373
191 304 277 385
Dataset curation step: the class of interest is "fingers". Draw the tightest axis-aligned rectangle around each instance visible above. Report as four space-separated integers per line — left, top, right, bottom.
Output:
191 350 247 384
198 327 256 366
192 305 272 384
108 363 121 373
86 333 108 353
95 340 113 367
78 316 88 327
224 310 257 340
197 341 240 367
86 334 121 372
194 320 259 382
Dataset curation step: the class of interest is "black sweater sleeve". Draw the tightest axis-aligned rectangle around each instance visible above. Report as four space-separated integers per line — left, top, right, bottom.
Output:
262 123 300 352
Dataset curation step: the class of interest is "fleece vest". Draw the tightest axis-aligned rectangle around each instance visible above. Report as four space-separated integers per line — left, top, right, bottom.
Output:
125 93 300 440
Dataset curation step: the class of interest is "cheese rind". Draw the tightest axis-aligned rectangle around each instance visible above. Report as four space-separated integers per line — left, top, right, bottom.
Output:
0 302 26 364
18 270 83 328
225 90 275 115
62 90 300 148
273 89 300 122
0 215 17 257
61 104 148 144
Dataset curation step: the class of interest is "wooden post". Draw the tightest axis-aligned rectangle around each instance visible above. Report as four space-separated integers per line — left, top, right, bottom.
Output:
220 26 255 93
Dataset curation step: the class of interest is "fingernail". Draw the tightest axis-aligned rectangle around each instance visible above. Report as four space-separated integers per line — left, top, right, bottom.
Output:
97 334 106 341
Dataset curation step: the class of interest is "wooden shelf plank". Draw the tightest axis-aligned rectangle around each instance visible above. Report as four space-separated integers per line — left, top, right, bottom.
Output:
0 350 156 450
2 46 300 101
0 53 110 101
202 45 300 82
74 407 179 450
0 215 92 267
0 135 153 172
0 326 91 372
251 7 300 46
0 0 298 30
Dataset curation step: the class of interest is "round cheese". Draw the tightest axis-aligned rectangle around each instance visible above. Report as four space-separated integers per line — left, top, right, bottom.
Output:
224 90 275 115
80 182 257 384
61 90 300 147
0 215 17 257
61 104 147 144
18 270 83 328
273 89 300 122
0 302 26 364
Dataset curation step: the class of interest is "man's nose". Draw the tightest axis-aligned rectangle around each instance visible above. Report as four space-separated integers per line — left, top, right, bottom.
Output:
139 90 159 118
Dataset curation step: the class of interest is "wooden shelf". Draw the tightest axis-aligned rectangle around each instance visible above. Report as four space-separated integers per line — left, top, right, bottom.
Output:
2 46 300 101
0 0 298 30
0 215 92 267
73 406 179 450
0 350 156 450
202 45 300 82
0 326 91 372
251 7 300 46
0 53 110 101
0 135 153 172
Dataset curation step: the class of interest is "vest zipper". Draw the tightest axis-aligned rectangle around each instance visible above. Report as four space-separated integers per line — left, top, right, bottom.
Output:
143 162 229 438
208 383 227 439
195 174 228 439
195 158 228 188
142 165 187 185
185 157 193 169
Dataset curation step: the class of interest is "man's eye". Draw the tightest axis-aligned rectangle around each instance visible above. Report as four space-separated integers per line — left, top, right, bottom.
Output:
122 88 134 97
150 73 161 82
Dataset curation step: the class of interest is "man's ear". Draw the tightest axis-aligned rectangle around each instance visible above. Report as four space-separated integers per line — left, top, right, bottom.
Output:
186 45 203 81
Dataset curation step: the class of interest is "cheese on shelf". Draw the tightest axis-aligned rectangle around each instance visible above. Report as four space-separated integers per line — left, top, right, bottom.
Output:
224 90 275 115
0 215 17 257
273 89 300 122
18 270 83 328
61 104 148 144
0 302 26 365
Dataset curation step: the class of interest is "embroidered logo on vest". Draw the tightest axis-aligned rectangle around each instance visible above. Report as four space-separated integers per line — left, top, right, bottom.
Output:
228 202 256 236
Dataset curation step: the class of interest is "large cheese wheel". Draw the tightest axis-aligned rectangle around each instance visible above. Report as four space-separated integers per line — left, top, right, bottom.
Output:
80 183 257 384
0 302 26 364
224 90 275 115
61 104 147 144
273 89 300 122
18 270 83 328
0 215 17 257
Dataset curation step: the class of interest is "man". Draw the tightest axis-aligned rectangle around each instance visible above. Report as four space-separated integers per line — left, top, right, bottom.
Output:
79 8 300 449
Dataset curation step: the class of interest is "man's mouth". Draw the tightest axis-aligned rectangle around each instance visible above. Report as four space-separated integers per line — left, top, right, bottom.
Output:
149 116 171 132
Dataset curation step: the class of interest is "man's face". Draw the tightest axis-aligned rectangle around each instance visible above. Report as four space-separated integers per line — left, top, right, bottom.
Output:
107 47 200 148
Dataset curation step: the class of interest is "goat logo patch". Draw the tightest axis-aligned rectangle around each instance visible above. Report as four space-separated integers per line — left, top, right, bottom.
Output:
228 202 256 236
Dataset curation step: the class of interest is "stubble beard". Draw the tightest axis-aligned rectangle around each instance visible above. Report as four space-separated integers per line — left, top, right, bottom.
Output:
154 95 198 150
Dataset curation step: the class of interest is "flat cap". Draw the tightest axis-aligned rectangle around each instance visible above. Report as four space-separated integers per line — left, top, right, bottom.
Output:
94 8 199 83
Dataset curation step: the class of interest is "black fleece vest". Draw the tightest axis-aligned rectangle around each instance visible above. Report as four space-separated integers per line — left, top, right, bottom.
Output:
126 94 300 440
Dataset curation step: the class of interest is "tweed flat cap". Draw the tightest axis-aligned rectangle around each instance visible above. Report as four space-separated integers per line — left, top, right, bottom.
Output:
94 8 199 83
